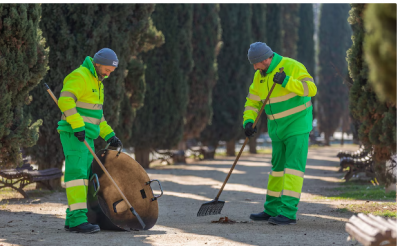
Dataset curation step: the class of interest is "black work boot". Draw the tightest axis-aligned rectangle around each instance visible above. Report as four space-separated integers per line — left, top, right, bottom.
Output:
69 222 100 233
250 211 272 221
268 214 297 225
64 225 69 231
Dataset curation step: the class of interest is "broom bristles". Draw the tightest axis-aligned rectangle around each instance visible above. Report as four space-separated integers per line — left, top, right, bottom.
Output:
197 200 225 217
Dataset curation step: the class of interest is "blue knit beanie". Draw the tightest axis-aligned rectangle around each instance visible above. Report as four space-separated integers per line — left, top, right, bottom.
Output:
93 48 119 67
247 42 273 64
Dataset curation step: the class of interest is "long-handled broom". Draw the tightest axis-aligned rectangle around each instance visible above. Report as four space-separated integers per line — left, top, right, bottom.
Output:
197 67 283 217
44 83 146 229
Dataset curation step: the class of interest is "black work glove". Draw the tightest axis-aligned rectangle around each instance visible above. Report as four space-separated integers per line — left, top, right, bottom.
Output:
273 71 287 85
107 136 122 148
74 130 86 142
244 122 257 138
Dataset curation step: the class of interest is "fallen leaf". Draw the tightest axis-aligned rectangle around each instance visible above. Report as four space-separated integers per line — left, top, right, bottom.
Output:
211 217 236 224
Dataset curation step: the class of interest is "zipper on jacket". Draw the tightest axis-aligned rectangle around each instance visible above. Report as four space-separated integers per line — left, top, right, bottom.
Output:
98 81 101 100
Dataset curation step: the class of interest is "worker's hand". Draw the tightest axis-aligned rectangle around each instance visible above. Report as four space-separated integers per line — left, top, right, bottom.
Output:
74 130 86 142
273 71 287 85
244 122 257 138
107 136 122 148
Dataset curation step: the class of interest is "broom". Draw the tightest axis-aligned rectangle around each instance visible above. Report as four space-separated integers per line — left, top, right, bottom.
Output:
197 67 283 217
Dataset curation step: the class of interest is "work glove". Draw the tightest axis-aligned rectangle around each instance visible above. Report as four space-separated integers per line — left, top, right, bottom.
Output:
273 71 287 85
244 122 257 138
107 136 122 148
74 130 86 142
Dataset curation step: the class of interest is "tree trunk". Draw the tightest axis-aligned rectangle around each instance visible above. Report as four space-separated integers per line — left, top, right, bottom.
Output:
135 148 150 169
226 140 236 156
36 178 61 190
175 140 187 164
324 132 331 146
341 130 344 146
249 137 257 154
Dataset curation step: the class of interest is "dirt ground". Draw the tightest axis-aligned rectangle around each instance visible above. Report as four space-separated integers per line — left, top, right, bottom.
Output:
0 145 370 246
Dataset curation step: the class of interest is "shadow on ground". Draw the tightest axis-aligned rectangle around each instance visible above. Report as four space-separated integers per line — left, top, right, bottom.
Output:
0 144 367 245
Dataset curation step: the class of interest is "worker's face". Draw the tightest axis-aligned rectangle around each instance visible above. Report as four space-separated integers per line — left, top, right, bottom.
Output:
94 63 116 81
253 58 272 73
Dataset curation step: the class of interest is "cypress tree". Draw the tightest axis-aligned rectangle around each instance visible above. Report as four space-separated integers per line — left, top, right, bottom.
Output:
312 3 321 119
248 4 268 154
117 19 165 144
266 4 283 54
298 4 317 122
364 4 397 104
251 4 267 42
0 4 48 168
130 4 194 168
317 3 352 145
116 59 147 145
347 4 396 186
281 4 300 59
297 4 315 77
200 4 253 156
183 4 221 142
25 4 157 186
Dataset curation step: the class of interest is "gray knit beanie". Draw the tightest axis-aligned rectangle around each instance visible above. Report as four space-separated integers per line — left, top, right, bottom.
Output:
93 48 119 67
247 42 273 64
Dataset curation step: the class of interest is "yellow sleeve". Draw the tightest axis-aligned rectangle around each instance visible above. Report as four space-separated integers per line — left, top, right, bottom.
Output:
99 115 115 141
281 64 317 97
58 72 86 131
243 80 263 128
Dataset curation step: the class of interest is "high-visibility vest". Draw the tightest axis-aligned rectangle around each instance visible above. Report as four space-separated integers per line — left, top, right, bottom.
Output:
243 53 317 141
57 56 115 141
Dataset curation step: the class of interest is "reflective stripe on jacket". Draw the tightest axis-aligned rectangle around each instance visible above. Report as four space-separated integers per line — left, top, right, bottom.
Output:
57 56 115 141
243 53 317 141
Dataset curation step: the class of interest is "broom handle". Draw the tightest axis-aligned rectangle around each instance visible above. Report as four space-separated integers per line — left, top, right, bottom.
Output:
215 68 283 200
43 83 145 228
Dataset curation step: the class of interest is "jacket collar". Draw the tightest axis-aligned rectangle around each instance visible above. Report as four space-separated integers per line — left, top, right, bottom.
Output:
266 52 283 74
82 56 98 79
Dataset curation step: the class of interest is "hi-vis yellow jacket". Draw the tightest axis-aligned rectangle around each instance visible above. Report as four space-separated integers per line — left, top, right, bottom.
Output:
57 56 115 141
243 53 317 142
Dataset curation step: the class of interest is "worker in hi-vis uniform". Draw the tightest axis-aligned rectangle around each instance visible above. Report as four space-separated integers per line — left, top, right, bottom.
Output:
243 42 317 225
58 48 122 233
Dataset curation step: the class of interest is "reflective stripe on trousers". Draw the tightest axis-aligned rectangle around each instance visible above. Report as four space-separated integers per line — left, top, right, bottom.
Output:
266 171 284 198
65 179 89 211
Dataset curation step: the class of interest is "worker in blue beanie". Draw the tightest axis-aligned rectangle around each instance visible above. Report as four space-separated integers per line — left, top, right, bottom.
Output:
244 42 317 225
58 48 122 233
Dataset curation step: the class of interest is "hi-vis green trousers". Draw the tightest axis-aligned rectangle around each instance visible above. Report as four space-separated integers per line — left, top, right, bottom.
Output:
264 133 309 220
60 131 94 228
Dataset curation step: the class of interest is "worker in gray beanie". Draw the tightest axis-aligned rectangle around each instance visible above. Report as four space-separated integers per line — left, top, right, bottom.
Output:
243 41 317 225
247 42 274 64
94 48 119 68
56 47 122 233
247 42 274 77
92 48 119 82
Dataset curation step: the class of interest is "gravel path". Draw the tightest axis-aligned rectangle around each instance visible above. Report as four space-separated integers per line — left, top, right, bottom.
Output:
0 145 361 246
